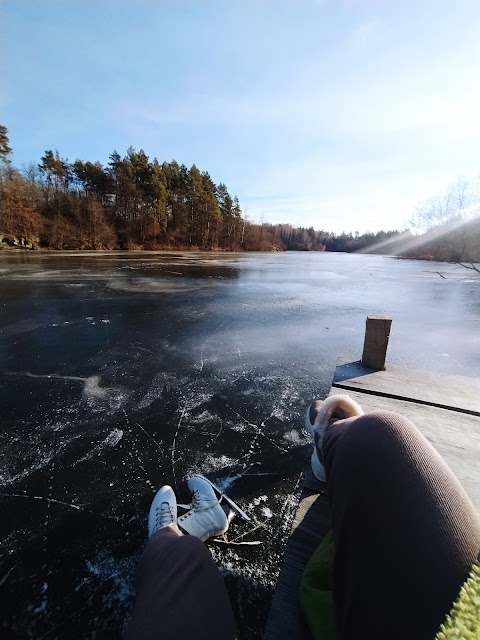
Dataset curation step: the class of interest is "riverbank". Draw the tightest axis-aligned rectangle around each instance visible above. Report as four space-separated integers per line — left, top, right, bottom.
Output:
3 240 480 273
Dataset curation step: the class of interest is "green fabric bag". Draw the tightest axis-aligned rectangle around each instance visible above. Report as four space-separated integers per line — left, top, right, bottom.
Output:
435 562 480 640
298 531 336 640
299 533 479 640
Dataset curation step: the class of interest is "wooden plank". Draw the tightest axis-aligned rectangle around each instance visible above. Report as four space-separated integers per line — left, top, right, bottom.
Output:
263 472 330 640
333 360 480 415
328 389 480 511
361 315 392 370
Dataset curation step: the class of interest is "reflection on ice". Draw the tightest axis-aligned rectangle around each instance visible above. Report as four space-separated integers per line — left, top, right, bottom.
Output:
108 277 201 294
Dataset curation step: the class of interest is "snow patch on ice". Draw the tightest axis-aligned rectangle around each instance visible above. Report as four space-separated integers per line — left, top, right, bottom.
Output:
83 375 108 397
77 428 123 463
284 429 302 443
200 454 236 473
229 422 247 432
188 409 217 425
213 471 244 493
246 495 268 509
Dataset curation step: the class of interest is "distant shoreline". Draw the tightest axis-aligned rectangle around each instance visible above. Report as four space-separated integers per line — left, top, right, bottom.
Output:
0 243 468 265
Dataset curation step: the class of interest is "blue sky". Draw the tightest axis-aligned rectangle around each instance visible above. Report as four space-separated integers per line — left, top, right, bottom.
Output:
2 1 480 232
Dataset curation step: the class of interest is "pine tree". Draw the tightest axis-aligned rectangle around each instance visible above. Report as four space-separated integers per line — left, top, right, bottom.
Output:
0 124 12 164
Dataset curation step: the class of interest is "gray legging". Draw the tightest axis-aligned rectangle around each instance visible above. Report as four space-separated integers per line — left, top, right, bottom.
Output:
124 411 480 640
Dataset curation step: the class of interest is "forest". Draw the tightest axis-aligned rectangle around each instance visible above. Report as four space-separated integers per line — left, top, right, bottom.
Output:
0 124 405 253
1 124 479 265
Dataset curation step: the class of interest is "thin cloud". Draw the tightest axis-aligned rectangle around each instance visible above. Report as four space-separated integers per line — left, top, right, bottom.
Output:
352 20 383 50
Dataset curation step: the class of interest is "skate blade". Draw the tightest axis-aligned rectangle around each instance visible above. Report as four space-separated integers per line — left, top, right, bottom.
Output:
197 474 252 522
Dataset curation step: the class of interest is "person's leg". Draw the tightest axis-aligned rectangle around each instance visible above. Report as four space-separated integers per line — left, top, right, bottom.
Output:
125 483 236 640
125 525 237 640
321 410 480 640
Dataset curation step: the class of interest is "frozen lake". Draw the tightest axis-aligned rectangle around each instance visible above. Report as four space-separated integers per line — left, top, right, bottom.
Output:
0 251 479 638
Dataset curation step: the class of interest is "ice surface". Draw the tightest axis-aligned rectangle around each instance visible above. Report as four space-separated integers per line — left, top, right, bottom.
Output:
0 250 479 638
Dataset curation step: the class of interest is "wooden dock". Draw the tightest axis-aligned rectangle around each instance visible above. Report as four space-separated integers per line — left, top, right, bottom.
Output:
264 317 480 640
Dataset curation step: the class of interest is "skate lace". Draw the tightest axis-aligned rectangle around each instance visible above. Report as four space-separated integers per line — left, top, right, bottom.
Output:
191 488 219 511
156 501 174 527
191 489 201 510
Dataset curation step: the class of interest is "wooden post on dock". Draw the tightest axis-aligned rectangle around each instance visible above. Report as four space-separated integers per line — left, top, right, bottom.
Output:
361 315 392 370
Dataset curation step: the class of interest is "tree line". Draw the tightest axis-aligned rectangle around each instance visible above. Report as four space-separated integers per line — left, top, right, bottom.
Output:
0 125 244 250
1 124 478 263
0 124 403 253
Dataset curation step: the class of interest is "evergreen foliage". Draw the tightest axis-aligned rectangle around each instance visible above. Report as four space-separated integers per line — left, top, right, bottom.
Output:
2 124 478 263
